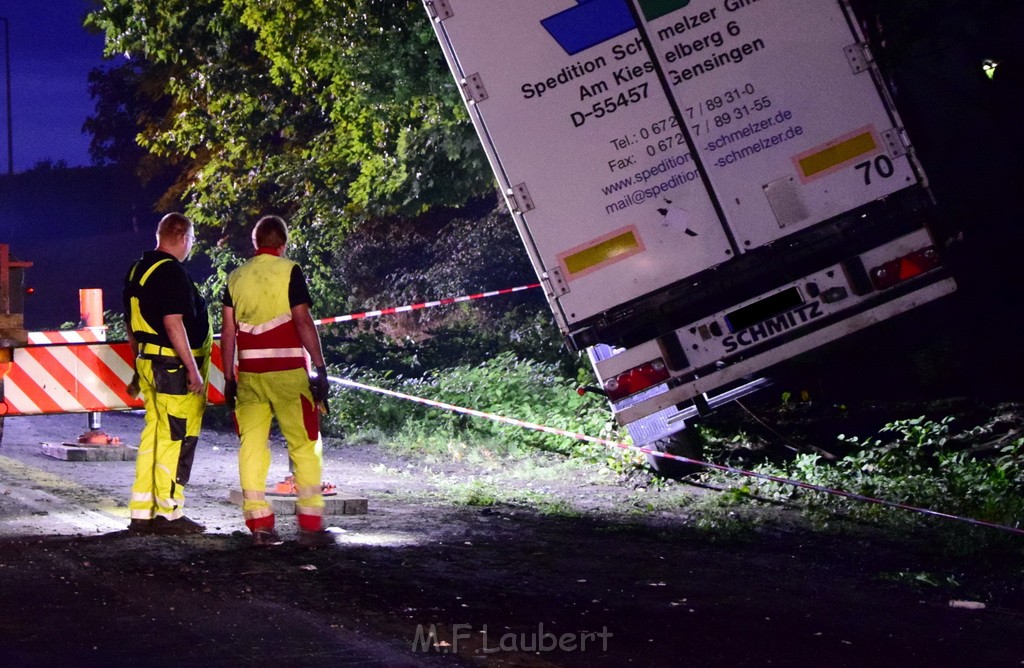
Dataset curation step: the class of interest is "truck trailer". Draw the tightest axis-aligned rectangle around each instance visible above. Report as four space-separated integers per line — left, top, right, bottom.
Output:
422 0 956 457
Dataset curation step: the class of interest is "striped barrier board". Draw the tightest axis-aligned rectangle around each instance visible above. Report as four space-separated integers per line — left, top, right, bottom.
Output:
2 334 227 416
27 329 106 345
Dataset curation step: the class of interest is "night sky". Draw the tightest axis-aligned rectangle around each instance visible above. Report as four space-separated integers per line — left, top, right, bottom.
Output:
0 0 109 173
0 2 136 328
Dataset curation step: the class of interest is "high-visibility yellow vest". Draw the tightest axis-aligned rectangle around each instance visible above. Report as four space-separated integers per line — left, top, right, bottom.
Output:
127 256 212 357
126 257 173 346
228 254 306 373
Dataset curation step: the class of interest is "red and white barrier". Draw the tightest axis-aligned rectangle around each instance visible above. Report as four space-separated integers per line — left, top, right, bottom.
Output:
2 337 227 416
27 329 106 345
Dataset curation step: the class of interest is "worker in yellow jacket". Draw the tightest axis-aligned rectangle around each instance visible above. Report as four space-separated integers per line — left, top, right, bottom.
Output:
220 215 332 548
123 213 212 534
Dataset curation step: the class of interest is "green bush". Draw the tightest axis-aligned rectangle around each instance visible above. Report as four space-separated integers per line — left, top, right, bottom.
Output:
735 416 1024 531
58 309 127 339
421 351 617 455
322 304 574 378
321 366 429 439
323 351 628 464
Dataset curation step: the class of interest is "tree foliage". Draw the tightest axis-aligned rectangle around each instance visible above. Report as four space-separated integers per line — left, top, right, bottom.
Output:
85 0 492 236
851 0 1024 67
83 61 150 168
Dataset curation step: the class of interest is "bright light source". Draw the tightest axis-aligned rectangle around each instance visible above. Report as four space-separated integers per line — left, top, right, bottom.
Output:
334 531 424 547
983 59 999 80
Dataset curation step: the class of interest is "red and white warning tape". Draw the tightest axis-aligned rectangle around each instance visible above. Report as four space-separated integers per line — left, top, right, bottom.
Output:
329 375 1024 537
313 283 540 326
1 282 537 415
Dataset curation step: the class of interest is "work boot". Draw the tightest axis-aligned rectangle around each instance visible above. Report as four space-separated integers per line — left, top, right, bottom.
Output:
297 528 335 549
127 518 152 533
150 515 205 535
251 528 283 547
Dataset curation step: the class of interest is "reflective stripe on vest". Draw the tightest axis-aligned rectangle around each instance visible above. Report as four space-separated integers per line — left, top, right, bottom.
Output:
228 255 306 373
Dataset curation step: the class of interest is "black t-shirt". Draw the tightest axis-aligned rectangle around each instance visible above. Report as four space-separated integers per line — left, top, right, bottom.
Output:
123 250 210 348
222 264 313 310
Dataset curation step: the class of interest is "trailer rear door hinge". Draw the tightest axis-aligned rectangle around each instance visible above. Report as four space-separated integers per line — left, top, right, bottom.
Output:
543 267 570 297
460 73 488 104
843 42 872 74
425 0 453 21
509 183 535 213
881 128 909 158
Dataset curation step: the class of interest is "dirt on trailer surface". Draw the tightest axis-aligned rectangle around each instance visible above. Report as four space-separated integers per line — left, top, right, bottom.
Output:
0 410 1021 667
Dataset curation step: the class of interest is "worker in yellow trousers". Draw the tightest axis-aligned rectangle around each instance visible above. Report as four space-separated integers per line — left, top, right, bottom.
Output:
124 213 212 534
220 215 332 548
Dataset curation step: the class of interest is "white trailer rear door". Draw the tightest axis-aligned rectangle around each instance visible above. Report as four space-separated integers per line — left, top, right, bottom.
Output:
430 1 733 327
629 0 921 249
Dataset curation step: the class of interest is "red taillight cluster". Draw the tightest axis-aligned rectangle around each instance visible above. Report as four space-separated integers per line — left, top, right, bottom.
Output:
603 359 670 401
869 247 941 291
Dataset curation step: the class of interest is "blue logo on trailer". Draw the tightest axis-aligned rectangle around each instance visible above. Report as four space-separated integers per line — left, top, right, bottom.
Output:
541 0 637 55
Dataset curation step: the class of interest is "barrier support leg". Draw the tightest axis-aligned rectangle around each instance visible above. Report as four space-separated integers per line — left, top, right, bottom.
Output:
75 288 118 445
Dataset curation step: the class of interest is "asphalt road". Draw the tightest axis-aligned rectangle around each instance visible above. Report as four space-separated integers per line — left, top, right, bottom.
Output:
0 412 458 667
2 411 1024 668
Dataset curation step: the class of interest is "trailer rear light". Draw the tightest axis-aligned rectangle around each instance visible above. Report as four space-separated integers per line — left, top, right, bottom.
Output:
603 359 670 402
869 247 941 291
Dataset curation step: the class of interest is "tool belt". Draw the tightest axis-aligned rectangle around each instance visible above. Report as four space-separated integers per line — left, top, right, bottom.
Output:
138 342 207 360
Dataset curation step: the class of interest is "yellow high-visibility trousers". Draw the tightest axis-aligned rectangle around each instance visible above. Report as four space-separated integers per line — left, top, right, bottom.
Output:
129 354 208 521
236 367 324 532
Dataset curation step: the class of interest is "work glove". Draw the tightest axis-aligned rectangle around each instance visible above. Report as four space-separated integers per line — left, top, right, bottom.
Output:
126 370 141 399
310 366 330 414
224 377 237 411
